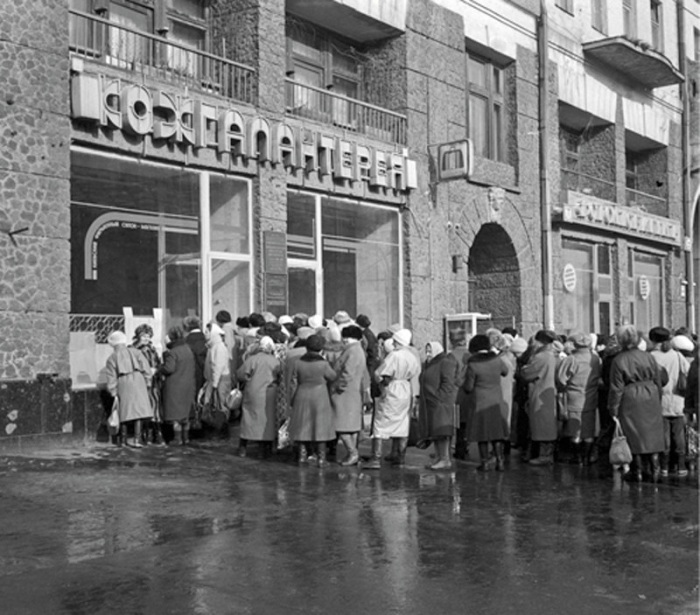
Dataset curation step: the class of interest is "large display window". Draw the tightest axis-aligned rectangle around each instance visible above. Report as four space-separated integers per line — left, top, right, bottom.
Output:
287 191 402 331
628 249 664 333
70 149 252 385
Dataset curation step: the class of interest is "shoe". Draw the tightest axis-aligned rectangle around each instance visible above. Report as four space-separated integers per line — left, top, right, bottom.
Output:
128 439 143 449
384 453 399 463
677 469 689 477
660 469 669 477
340 453 359 467
363 457 381 469
237 447 247 458
476 461 491 472
298 445 308 465
429 459 452 470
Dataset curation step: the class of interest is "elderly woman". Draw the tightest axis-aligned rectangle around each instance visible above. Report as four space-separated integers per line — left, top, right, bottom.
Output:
131 324 163 446
463 334 510 471
418 341 458 470
556 332 601 465
487 328 516 452
236 336 281 458
104 331 153 448
203 321 232 433
160 325 197 446
289 333 337 467
649 326 691 477
608 325 666 482
331 325 370 467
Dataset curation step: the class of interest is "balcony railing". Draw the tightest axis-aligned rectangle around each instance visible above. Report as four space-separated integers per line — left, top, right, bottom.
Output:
285 79 407 145
561 168 616 202
69 9 255 105
626 187 668 217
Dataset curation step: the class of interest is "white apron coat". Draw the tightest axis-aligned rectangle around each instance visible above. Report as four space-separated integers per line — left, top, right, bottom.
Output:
372 347 421 439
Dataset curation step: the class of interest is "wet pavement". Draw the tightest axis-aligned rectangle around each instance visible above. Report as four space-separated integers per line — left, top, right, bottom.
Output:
0 438 697 615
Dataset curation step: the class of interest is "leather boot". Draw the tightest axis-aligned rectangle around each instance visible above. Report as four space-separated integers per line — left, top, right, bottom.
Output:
317 443 328 468
130 420 143 448
494 441 505 471
364 438 382 469
529 442 554 466
454 425 467 460
677 454 688 477
569 442 582 465
119 424 128 447
181 423 190 446
586 440 599 465
340 434 359 466
392 437 408 467
477 442 491 471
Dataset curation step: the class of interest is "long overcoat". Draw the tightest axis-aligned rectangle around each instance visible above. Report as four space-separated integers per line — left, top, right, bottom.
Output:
331 342 370 433
418 352 458 439
160 339 197 422
237 352 281 441
462 353 509 442
520 346 558 441
556 348 601 439
608 348 665 454
289 353 337 442
105 346 153 423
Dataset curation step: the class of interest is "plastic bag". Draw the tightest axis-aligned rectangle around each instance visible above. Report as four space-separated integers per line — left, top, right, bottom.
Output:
107 398 120 436
225 388 243 422
609 417 632 466
277 418 291 450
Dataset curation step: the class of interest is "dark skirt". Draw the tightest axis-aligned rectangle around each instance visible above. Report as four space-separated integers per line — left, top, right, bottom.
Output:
468 403 509 442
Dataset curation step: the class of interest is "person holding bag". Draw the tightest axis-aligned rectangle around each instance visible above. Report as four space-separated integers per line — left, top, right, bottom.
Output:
160 325 197 446
202 321 232 436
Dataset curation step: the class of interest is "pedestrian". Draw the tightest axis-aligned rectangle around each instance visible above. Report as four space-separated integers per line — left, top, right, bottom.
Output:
183 316 207 394
452 330 471 460
236 336 281 458
649 326 691 477
556 332 601 465
330 325 370 467
356 314 380 377
105 331 153 448
463 334 510 471
487 328 516 453
288 333 337 467
202 321 232 434
364 329 421 469
520 330 559 465
160 325 197 445
608 324 666 482
418 341 458 470
131 323 164 446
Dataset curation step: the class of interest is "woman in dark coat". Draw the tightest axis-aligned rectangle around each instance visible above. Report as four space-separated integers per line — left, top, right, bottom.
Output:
463 334 510 471
418 341 458 470
131 324 164 445
608 324 667 482
160 325 197 445
289 334 337 467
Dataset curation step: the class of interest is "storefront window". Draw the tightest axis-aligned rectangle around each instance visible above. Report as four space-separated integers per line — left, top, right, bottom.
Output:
286 192 401 331
629 250 664 332
562 241 594 335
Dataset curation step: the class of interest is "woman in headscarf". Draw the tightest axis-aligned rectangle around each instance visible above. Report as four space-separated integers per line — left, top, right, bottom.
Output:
331 325 370 467
418 341 458 470
608 324 666 482
462 334 510 471
288 333 337 467
236 336 281 458
131 324 164 446
160 325 197 445
556 332 601 465
203 321 232 434
104 331 153 448
487 328 516 453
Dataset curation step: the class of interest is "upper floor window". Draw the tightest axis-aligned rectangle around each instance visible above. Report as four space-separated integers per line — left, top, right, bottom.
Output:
650 1 663 51
625 152 641 190
694 27 700 62
623 0 637 38
555 0 574 14
591 0 607 34
467 53 506 163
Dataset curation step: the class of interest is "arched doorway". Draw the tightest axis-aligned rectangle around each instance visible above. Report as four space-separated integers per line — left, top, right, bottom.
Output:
468 223 521 331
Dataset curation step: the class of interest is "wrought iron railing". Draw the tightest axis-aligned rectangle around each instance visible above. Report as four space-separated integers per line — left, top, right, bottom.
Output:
561 169 617 202
285 79 407 145
625 187 668 217
69 9 255 105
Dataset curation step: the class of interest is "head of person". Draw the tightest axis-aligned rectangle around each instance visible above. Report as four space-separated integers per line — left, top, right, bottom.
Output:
502 326 518 337
617 324 641 351
262 311 278 324
486 328 507 353
292 312 309 327
333 310 353 328
306 333 326 353
308 314 325 330
356 314 371 329
182 315 202 333
568 332 591 352
108 331 128 347
133 323 154 346
383 338 396 354
425 341 444 361
260 321 286 344
649 326 672 352
392 328 412 348
296 326 315 342
215 310 232 326
278 314 294 333
510 337 528 358
533 329 556 349
235 315 250 329
468 334 491 354
672 334 696 357
248 312 266 328
167 325 184 345
341 325 363 344
259 336 275 354
206 321 225 344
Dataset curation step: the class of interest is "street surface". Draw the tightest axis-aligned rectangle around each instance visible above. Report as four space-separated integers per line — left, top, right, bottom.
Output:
0 437 697 615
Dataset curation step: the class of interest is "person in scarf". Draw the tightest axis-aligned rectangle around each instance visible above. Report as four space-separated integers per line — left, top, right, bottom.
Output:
131 324 164 446
105 331 153 448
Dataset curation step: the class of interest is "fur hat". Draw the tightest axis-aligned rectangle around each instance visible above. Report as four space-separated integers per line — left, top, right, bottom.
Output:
296 326 314 340
649 327 671 343
534 329 556 344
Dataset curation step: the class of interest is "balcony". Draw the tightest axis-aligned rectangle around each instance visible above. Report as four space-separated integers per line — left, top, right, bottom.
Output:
285 79 407 145
561 169 616 203
582 36 683 90
69 9 255 105
626 187 668 217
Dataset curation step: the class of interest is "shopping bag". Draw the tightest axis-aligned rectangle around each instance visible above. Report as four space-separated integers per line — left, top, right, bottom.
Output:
277 418 291 450
107 398 120 436
609 417 632 465
201 389 228 430
225 388 243 421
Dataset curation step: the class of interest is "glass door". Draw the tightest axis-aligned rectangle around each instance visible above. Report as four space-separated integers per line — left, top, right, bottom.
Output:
161 230 200 332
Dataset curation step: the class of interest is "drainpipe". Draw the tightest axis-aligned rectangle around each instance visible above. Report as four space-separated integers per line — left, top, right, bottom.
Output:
678 0 696 333
538 0 554 330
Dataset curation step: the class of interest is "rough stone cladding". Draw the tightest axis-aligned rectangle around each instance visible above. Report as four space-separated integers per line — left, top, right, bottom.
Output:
403 0 542 347
0 0 71 381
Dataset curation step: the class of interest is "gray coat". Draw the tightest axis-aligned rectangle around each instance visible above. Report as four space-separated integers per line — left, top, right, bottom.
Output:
161 339 197 422
520 346 558 442
330 342 369 433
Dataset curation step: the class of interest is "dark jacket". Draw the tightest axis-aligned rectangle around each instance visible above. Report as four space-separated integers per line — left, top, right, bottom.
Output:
161 339 197 422
418 352 458 439
186 330 207 391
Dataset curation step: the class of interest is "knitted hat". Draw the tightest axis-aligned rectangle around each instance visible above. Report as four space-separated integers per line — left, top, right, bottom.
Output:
392 328 412 347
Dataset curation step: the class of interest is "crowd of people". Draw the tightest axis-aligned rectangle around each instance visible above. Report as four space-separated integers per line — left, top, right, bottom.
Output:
102 311 698 482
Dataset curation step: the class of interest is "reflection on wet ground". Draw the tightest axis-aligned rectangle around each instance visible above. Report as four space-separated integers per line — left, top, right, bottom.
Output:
0 441 697 615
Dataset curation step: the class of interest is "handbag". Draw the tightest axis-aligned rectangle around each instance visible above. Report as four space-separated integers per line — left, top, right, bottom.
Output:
277 418 291 450
609 416 633 466
201 389 228 430
674 352 688 396
107 398 120 436
224 388 243 421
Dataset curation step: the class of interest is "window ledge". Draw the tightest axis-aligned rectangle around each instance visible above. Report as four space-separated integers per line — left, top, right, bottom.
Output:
468 157 520 193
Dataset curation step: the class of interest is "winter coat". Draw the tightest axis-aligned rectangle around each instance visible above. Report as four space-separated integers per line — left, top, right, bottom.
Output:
463 352 509 442
237 352 280 441
650 349 690 417
160 339 197 422
331 342 370 433
418 352 458 439
499 350 517 428
289 352 337 442
185 330 207 391
556 348 601 440
520 346 558 442
608 348 666 454
105 346 153 423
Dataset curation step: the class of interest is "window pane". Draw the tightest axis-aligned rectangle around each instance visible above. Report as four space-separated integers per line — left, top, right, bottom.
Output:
468 57 487 88
287 192 316 259
167 0 205 19
210 175 249 254
470 95 489 158
164 232 200 331
493 104 503 161
597 244 610 274
631 252 663 332
211 259 250 319
169 20 205 49
288 268 317 317
109 2 152 63
562 241 594 334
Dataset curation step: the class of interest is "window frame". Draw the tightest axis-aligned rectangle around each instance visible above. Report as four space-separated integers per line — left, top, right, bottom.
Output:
623 0 637 38
650 0 664 52
467 51 507 163
555 0 575 15
591 0 607 34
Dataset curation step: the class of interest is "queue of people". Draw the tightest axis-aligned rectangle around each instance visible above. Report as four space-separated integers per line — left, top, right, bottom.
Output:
102 312 698 483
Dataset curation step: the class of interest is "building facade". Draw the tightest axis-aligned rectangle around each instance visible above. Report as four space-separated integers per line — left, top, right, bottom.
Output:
0 0 697 445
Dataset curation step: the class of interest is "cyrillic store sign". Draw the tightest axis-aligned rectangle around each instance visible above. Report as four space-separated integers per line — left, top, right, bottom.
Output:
71 74 417 193
562 191 681 246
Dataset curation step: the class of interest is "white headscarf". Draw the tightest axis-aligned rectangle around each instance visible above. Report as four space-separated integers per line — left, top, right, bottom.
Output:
259 336 275 353
426 341 444 358
392 328 412 347
108 331 128 347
